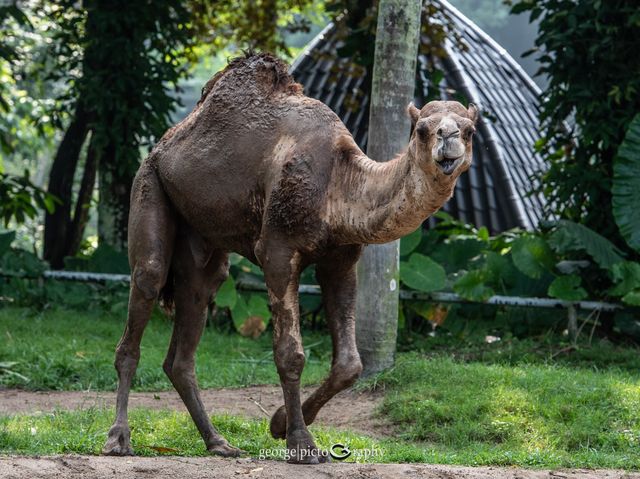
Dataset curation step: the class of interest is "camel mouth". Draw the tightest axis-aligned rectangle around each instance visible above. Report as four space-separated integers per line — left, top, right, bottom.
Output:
436 156 461 175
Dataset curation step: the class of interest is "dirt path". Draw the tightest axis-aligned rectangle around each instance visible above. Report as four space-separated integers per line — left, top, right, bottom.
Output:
1 455 638 479
0 386 391 437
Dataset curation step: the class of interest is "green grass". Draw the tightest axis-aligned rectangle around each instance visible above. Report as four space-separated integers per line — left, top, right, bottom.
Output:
362 353 640 469
0 405 639 468
0 307 330 390
2 306 640 468
399 333 640 372
0 408 394 462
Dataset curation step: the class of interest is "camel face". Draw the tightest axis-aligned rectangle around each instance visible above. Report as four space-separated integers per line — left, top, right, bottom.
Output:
409 100 478 176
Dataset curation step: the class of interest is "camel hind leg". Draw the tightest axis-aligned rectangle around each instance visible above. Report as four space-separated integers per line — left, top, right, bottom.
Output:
103 161 175 456
162 235 242 457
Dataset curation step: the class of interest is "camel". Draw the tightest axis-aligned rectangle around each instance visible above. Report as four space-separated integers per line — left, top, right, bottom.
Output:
103 53 477 464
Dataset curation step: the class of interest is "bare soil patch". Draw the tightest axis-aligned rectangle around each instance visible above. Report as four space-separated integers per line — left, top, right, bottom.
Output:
0 385 391 438
1 455 638 479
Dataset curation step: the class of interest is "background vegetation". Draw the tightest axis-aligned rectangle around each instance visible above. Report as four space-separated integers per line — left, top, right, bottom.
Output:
0 0 638 346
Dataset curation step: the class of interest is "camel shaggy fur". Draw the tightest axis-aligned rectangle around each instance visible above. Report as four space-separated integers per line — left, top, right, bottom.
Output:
103 53 477 464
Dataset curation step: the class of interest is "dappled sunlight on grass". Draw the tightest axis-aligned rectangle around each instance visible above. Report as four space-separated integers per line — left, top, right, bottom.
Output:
373 354 640 468
0 408 396 463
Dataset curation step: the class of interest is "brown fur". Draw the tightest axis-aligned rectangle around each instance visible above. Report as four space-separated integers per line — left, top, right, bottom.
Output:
103 53 477 464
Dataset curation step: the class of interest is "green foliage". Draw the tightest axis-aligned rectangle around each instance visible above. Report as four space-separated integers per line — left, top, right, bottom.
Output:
230 293 271 331
0 171 58 226
400 253 446 292
547 275 587 301
547 220 624 270
321 1 465 118
64 244 130 274
453 269 494 302
190 0 320 57
510 235 553 279
613 113 640 252
509 0 640 252
215 276 237 308
0 239 129 311
399 226 421 255
397 213 640 339
608 261 640 297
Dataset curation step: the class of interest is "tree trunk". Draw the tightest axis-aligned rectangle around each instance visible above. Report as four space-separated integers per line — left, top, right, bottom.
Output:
67 131 98 257
97 142 131 252
355 0 421 376
43 100 90 269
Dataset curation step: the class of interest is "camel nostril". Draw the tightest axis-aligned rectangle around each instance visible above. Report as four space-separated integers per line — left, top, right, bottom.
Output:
437 128 443 137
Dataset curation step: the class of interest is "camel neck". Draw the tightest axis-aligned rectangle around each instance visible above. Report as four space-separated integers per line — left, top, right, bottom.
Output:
326 148 455 244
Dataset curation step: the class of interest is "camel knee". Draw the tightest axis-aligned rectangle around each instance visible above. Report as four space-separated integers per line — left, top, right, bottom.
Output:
132 258 168 300
275 345 305 383
332 354 363 389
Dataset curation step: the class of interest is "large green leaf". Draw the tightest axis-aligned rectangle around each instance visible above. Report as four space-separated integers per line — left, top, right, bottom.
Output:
431 237 485 273
230 292 270 331
548 220 624 270
399 253 446 292
511 236 554 279
215 276 237 308
609 261 640 296
622 290 640 306
613 113 640 252
400 227 422 256
547 275 587 301
454 270 494 302
484 251 517 287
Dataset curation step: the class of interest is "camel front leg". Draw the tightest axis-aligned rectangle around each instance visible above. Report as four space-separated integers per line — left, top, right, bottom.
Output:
270 245 363 439
260 244 328 464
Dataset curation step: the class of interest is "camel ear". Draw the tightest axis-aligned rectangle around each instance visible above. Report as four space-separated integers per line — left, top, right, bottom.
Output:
407 102 420 127
467 103 479 124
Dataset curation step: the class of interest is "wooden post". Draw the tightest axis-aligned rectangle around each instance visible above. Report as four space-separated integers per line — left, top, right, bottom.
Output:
355 0 422 376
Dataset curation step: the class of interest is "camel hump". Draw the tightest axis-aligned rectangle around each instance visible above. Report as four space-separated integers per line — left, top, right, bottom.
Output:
198 52 302 106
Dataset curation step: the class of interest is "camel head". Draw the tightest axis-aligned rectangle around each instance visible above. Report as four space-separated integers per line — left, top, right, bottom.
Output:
408 100 478 177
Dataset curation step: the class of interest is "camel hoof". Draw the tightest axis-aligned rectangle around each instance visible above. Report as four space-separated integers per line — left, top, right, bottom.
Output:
269 405 287 439
103 425 134 456
285 429 328 464
208 442 245 458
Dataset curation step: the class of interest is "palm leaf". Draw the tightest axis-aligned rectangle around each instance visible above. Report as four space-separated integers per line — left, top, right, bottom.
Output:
613 113 640 252
549 220 624 270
